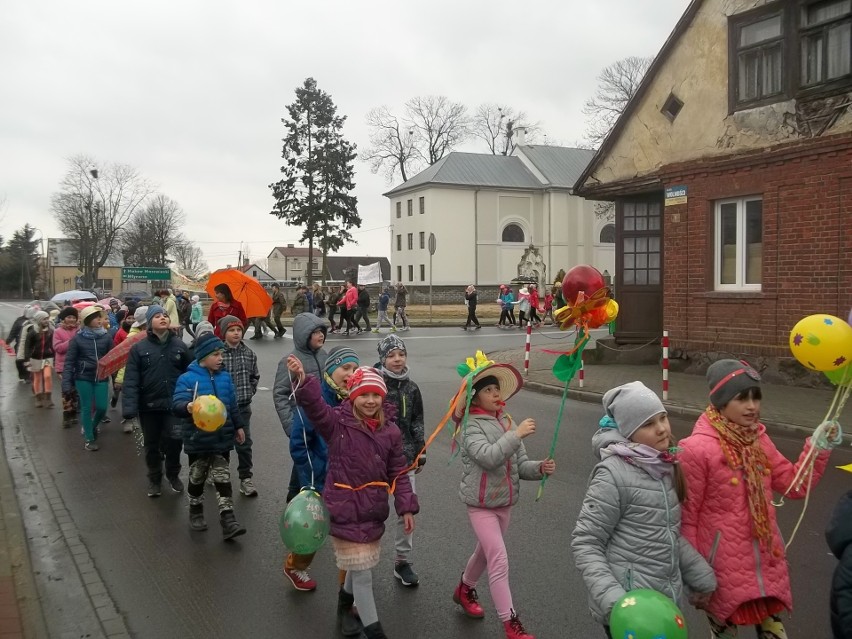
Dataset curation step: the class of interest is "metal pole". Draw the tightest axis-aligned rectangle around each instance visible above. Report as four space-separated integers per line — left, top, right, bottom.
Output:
429 252 433 325
662 330 670 401
524 322 532 377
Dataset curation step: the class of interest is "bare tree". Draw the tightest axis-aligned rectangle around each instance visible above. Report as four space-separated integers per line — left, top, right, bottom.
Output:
405 95 470 165
472 103 541 155
362 106 421 184
171 241 208 279
51 155 152 287
120 194 185 267
583 56 653 148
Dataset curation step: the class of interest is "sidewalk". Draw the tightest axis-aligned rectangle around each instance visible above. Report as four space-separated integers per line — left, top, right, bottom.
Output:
491 348 842 436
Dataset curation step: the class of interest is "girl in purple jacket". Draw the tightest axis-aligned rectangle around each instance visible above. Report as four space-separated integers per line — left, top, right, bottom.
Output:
287 357 418 639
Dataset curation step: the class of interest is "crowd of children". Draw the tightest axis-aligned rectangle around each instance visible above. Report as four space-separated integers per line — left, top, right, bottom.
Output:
8 298 852 639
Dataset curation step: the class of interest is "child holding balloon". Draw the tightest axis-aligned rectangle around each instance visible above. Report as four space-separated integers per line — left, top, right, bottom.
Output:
572 381 717 638
173 333 247 541
286 355 417 639
678 359 841 638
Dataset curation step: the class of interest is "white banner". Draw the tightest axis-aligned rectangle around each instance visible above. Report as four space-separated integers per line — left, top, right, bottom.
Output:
357 262 383 285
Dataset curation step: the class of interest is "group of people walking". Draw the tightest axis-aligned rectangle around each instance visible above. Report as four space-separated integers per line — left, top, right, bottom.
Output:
7 290 850 639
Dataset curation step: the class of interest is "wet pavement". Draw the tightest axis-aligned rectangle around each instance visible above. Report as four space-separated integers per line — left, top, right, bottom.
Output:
0 303 850 638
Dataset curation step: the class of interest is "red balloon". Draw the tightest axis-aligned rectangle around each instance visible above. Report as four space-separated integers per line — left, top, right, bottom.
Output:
562 265 606 307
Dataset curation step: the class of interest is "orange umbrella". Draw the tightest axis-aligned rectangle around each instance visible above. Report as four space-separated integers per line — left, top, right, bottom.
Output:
206 269 272 319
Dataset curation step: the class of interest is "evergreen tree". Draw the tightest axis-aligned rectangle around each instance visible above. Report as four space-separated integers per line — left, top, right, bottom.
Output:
0 225 41 298
269 77 360 285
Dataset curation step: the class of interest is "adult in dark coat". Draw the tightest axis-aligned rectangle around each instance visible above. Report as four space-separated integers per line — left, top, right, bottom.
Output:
827 489 852 639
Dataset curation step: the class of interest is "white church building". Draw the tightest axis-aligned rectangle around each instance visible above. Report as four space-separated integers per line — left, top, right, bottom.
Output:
384 143 614 288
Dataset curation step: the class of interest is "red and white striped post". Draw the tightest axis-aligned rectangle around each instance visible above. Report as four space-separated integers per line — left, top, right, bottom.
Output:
579 360 585 388
662 330 670 401
524 322 532 377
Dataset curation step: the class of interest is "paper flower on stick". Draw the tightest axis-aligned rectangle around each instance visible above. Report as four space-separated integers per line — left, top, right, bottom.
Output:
457 350 492 377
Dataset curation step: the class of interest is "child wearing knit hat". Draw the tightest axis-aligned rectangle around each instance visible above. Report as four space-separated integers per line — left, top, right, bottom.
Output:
376 334 425 588
283 345 360 602
286 356 417 639
572 381 716 638
24 310 55 408
678 360 841 638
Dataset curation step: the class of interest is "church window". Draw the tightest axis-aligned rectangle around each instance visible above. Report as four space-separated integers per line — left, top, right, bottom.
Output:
501 223 525 243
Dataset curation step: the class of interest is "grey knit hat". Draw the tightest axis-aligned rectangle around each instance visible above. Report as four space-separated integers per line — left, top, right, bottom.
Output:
325 346 359 376
602 381 666 439
194 321 215 339
377 334 406 363
707 359 761 408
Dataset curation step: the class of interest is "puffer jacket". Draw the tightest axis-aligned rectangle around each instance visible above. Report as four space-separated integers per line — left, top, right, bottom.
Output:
571 428 716 625
380 367 425 465
62 328 113 392
394 287 407 308
290 379 340 493
172 361 243 454
122 329 192 417
679 412 830 622
273 313 328 436
25 325 55 360
52 324 78 373
294 374 418 543
340 286 358 310
458 412 543 509
163 293 180 326
291 292 307 315
828 490 852 639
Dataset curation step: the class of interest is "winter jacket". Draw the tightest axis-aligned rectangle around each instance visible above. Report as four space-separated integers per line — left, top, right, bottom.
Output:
208 300 247 337
25 326 55 361
517 290 531 313
357 288 370 309
305 290 314 312
15 322 34 361
499 291 515 308
827 490 852 639
571 428 716 625
290 379 340 493
7 315 26 349
380 368 425 465
122 330 192 417
378 292 390 312
465 291 478 309
394 287 407 308
190 301 203 323
529 288 540 311
222 340 259 406
327 292 341 312
271 289 287 315
53 324 78 373
176 295 191 324
62 328 114 392
273 313 328 436
679 412 831 622
293 374 418 543
163 294 180 326
113 327 128 346
340 286 358 310
172 362 243 455
458 412 543 509
291 291 307 315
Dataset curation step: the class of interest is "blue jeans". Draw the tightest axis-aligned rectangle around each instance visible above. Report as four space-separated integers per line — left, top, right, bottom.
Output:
75 380 109 442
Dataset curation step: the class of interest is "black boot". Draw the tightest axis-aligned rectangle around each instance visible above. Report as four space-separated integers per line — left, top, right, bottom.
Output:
189 504 207 531
337 588 363 637
362 621 387 639
220 510 246 540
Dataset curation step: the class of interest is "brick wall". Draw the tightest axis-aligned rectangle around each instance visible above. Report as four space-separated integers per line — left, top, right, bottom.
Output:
662 132 852 357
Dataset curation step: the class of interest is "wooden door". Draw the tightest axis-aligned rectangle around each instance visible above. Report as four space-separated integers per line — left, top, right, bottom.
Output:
614 195 664 343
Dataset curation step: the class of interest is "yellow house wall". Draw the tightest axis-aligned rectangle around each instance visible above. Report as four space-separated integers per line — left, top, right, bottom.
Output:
590 0 852 186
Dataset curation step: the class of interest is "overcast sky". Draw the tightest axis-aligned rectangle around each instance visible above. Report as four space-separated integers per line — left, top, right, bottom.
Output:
0 0 688 270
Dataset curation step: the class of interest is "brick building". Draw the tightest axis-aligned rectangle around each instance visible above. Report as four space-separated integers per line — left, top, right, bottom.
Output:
575 0 852 361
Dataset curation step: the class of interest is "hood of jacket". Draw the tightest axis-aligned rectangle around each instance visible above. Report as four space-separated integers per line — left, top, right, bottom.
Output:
292 312 327 353
827 490 852 560
591 426 627 460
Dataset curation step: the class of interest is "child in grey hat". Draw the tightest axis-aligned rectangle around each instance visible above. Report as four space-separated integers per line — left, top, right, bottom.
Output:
572 381 716 636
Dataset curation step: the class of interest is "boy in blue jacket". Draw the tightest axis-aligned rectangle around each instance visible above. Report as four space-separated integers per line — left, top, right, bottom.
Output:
173 333 247 540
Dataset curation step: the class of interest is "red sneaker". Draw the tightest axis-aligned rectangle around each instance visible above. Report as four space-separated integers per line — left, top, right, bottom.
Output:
283 565 317 591
503 610 534 639
452 576 485 619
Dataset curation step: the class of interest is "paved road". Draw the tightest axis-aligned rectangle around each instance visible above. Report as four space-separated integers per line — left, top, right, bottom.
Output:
0 303 849 638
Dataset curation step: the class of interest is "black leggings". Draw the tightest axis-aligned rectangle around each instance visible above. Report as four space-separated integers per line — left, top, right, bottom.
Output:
465 306 480 328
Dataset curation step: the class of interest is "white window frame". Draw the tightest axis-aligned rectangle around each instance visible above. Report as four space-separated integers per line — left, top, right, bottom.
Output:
714 196 763 292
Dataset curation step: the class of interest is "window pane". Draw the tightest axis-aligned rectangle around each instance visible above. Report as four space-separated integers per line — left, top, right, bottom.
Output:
649 216 661 230
802 32 825 83
624 217 635 231
624 254 635 269
623 203 635 217
828 22 852 78
649 253 660 269
745 200 763 284
762 44 782 94
739 51 761 100
740 15 782 46
636 254 648 269
649 269 661 285
719 203 738 285
805 0 852 26
623 237 635 253
635 216 647 231
649 237 661 252
635 270 649 285
623 269 635 285
636 237 648 252
635 202 648 218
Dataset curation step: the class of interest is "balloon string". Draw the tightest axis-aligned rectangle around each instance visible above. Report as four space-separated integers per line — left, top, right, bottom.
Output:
536 379 569 502
288 371 316 492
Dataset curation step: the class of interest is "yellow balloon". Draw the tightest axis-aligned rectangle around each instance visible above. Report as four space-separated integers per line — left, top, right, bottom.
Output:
604 299 619 323
789 314 852 372
192 395 227 432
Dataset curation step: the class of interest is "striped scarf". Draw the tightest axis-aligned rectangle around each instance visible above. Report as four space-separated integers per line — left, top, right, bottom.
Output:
705 406 774 550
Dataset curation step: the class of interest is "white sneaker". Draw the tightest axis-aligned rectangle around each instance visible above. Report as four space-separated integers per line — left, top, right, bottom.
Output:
240 477 258 497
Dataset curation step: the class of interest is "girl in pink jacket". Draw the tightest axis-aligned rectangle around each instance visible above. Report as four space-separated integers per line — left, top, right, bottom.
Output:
679 359 841 638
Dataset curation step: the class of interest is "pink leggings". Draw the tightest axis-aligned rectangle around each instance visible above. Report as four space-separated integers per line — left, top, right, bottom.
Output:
462 505 513 621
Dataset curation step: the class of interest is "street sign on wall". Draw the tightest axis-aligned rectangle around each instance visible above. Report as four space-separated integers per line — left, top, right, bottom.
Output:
122 267 171 280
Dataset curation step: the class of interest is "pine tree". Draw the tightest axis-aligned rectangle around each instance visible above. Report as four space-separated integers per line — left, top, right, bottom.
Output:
269 78 360 285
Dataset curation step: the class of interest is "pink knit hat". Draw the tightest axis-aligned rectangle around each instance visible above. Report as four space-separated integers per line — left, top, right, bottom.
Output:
347 367 387 400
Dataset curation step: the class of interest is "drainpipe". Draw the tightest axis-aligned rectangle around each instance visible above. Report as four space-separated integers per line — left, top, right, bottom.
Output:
474 189 479 285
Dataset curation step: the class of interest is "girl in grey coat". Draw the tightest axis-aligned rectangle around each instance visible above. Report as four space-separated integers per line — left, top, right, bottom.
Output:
571 381 716 637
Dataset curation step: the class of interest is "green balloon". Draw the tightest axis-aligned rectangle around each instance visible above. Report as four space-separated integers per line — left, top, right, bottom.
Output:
825 364 852 387
279 489 330 554
609 589 688 639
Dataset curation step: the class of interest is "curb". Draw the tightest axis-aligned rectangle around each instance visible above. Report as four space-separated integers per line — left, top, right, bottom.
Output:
522 379 825 439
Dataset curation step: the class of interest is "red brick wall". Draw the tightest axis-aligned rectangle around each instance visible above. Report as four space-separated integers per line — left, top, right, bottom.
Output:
662 133 852 356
